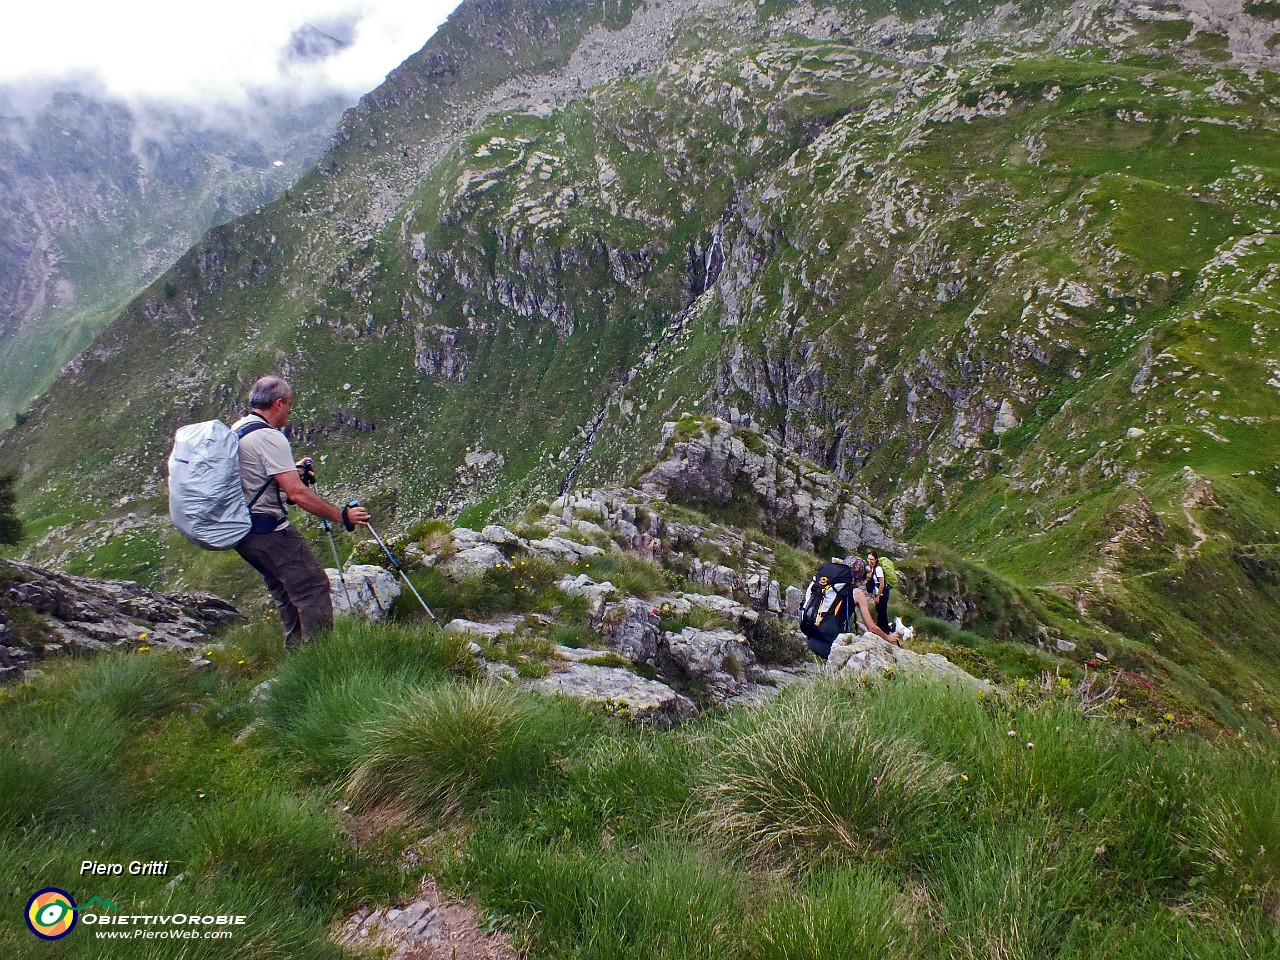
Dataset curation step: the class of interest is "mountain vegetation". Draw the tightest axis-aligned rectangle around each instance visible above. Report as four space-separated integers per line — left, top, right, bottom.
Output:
0 0 1278 857
1 618 1276 957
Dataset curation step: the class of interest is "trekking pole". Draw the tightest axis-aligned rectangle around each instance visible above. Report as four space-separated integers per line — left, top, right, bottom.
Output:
321 517 357 611
354 501 438 622
302 459 357 611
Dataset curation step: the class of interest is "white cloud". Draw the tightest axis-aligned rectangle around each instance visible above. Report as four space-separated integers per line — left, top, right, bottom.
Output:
1 0 461 106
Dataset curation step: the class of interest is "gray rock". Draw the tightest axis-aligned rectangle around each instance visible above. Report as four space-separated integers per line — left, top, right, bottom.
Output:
528 650 696 725
0 557 240 679
329 564 401 619
444 616 523 640
526 536 605 563
784 585 804 618
487 662 520 682
663 626 761 699
826 632 993 692
638 417 903 554
440 542 508 578
993 398 1019 435
479 524 527 549
600 597 661 664
555 574 617 604
337 878 514 960
674 590 758 624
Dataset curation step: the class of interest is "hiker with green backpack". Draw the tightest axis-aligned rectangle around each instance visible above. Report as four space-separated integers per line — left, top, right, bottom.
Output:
865 551 898 635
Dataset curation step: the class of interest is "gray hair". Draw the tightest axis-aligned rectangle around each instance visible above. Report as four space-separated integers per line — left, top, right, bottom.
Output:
249 375 292 411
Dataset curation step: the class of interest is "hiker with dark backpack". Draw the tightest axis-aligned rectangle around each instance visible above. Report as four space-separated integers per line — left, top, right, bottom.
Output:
800 557 903 661
799 560 855 660
230 376 370 649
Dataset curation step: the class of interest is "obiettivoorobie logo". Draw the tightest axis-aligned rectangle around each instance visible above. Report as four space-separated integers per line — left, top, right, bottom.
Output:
25 888 78 941
24 891 119 941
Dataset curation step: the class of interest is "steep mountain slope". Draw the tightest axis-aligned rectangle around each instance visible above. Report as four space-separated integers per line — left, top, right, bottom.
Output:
0 86 350 423
2 0 1278 727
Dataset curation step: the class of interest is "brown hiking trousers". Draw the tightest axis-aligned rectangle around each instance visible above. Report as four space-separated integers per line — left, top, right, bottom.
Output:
235 525 332 648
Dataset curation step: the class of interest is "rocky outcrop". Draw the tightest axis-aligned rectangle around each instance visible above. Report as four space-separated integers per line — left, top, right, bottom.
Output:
662 625 763 701
527 645 697 725
639 418 903 555
827 632 993 692
0 558 240 682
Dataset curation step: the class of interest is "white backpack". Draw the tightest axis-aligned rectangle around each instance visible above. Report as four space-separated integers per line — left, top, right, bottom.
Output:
167 420 273 550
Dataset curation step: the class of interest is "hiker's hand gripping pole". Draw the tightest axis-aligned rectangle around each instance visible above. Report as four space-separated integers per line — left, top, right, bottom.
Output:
355 502 438 622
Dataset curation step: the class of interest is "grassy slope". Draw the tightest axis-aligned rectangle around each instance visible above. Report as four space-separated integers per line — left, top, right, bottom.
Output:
1 625 1277 958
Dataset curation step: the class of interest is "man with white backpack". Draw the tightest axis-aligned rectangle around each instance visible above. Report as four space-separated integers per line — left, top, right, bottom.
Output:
231 376 370 649
169 375 369 649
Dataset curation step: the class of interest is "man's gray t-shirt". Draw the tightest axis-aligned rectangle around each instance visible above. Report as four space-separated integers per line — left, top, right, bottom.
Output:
232 414 294 531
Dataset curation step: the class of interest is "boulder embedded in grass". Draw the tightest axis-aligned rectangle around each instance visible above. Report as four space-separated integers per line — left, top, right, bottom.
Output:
529 649 696 725
444 616 523 640
827 633 993 692
328 564 400 619
440 543 508 578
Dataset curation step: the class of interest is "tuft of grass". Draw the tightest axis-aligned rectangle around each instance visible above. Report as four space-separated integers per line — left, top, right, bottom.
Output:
194 791 347 896
392 557 559 622
930 821 1097 960
0 707 129 829
346 684 580 816
218 619 288 672
748 866 922 960
1188 742 1280 914
460 836 746 960
576 551 674 598
265 668 422 779
57 650 213 723
695 683 957 870
260 619 475 778
1057 902 1280 959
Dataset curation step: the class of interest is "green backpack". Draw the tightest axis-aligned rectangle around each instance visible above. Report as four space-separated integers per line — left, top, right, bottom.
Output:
879 557 900 590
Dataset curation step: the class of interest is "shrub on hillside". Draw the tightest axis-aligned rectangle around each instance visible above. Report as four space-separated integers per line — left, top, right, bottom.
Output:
745 614 810 665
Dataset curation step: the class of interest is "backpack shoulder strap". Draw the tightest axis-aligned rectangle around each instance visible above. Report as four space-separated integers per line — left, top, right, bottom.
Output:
234 417 284 512
234 420 273 440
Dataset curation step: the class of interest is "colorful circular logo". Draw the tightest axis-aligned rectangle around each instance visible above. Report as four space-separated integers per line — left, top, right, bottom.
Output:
26 888 78 940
